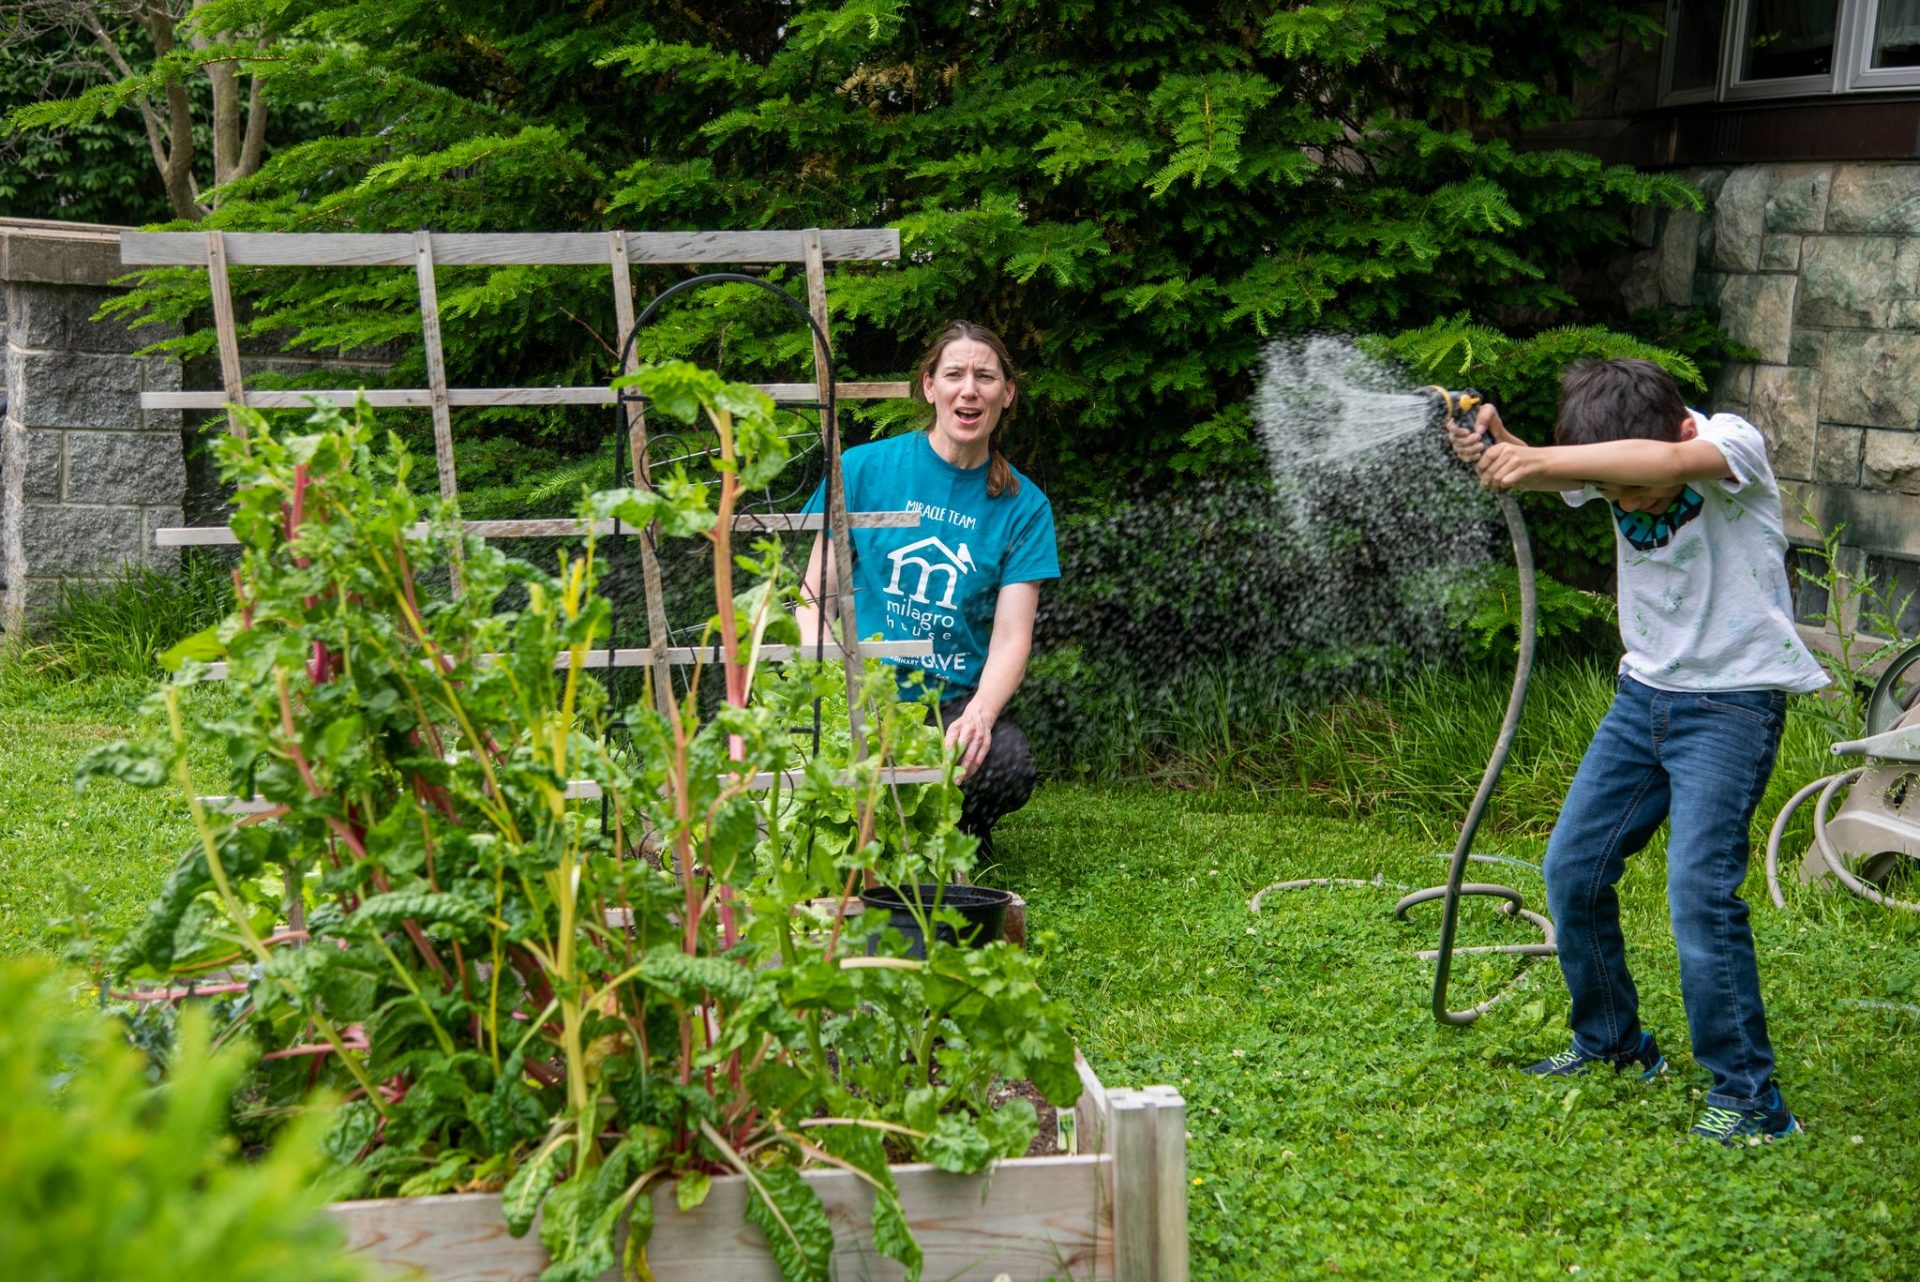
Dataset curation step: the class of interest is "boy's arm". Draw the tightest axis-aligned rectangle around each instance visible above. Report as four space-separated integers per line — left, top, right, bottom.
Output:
1451 405 1730 493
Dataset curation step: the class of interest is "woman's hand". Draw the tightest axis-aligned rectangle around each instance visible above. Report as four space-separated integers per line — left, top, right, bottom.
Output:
946 700 996 777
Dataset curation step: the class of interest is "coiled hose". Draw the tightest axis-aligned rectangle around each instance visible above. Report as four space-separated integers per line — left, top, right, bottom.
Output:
1764 769 1920 914
1251 393 1554 1025
1400 490 1551 1024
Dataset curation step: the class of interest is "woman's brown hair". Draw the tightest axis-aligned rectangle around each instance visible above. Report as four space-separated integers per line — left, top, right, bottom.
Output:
913 320 1021 498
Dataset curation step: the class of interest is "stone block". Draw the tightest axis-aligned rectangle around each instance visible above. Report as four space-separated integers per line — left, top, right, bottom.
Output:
1816 424 1865 485
1714 167 1770 271
142 356 184 434
1863 430 1920 493
1790 329 1825 367
1680 166 1730 203
1692 269 1726 310
1718 273 1796 365
22 429 61 500
1658 208 1700 306
1618 251 1661 314
64 432 186 506
1750 365 1819 481
1760 235 1801 272
1716 361 1755 409
6 348 143 431
15 503 141 576
4 282 140 353
1796 236 1920 328
140 506 185 571
1820 332 1920 427
1828 164 1920 233
1630 205 1659 250
0 228 124 287
1763 165 1832 234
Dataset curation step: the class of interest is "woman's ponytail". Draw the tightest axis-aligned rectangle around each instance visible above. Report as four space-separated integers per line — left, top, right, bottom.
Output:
987 449 1018 498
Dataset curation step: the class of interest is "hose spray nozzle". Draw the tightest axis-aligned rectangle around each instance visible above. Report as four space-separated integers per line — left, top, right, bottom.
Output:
1422 386 1486 463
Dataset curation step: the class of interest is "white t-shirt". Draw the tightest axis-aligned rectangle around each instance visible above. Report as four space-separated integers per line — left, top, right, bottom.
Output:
1562 411 1828 694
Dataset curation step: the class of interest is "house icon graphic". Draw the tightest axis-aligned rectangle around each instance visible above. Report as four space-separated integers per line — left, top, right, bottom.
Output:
885 537 975 610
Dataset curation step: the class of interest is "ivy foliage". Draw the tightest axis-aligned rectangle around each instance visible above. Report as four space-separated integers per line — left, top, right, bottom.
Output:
43 0 1699 488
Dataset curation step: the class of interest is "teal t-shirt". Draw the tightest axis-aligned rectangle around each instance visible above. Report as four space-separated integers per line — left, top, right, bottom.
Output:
804 432 1059 696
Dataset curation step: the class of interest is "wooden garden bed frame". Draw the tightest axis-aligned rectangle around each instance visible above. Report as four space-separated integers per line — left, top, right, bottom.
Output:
120 228 1190 1281
331 1055 1187 1282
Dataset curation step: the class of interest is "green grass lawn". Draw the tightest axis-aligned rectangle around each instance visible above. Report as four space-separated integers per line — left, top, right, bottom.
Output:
0 676 204 958
993 785 1920 1280
5 669 1919 1280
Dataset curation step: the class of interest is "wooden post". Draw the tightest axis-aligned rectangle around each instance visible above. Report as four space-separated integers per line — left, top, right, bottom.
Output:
608 231 676 719
203 231 248 438
803 227 867 758
411 231 459 507
1110 1091 1154 1282
1145 1086 1190 1282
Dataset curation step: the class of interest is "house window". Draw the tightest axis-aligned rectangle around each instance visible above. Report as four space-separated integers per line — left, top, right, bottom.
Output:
1661 0 1920 99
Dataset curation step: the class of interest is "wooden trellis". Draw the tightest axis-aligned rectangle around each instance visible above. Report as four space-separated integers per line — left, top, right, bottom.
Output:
121 228 941 809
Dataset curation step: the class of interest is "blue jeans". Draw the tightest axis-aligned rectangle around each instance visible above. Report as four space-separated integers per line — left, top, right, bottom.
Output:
1544 675 1788 1110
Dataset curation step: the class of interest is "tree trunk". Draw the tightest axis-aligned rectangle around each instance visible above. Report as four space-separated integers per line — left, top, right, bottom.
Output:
141 1 200 220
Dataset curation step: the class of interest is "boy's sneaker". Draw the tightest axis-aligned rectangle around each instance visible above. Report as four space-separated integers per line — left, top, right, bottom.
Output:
1524 1030 1667 1080
1689 1087 1802 1147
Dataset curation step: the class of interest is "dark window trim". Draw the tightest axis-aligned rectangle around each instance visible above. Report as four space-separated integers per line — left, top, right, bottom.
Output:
1570 95 1920 167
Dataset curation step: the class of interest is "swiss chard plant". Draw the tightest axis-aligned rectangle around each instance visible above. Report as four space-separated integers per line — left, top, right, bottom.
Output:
79 369 1079 1282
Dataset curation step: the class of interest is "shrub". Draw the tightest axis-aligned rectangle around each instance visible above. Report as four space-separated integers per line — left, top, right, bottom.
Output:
0 956 371 1282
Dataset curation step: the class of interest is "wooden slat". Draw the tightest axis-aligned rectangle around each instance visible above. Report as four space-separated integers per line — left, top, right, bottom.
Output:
198 765 950 813
607 229 677 723
204 231 248 437
1071 1051 1113 1158
121 229 901 267
332 1150 1107 1282
732 511 919 532
413 231 458 507
805 227 868 759
558 641 933 668
1110 1093 1154 1282
141 381 911 411
1144 1086 1190 1282
153 511 920 548
193 640 933 679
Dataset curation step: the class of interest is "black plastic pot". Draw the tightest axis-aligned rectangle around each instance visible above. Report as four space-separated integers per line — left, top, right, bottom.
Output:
861 883 1014 958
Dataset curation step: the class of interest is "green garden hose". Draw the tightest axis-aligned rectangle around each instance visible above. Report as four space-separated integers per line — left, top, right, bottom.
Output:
1246 390 1553 1024
1399 390 1552 1026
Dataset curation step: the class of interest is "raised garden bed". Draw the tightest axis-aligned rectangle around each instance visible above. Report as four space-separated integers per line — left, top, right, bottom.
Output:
331 1056 1187 1282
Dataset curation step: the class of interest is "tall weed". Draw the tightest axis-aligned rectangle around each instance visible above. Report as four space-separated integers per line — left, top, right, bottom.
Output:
1 551 233 685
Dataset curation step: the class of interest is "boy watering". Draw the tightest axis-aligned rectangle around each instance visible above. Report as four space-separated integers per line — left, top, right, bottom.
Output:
1450 358 1827 1145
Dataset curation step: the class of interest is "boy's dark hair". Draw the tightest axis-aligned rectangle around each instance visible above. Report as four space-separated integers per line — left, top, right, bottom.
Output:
1555 358 1689 446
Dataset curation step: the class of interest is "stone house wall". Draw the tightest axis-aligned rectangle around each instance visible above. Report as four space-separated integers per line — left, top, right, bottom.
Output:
1614 164 1920 629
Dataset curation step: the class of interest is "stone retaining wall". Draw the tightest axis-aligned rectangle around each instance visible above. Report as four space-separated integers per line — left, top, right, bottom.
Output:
0 220 183 629
1617 163 1920 602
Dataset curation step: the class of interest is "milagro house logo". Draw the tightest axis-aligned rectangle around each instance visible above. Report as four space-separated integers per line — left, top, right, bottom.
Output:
885 536 975 610
883 538 975 678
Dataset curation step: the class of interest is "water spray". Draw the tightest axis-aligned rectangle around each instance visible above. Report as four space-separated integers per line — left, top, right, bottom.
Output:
1391 387 1556 1025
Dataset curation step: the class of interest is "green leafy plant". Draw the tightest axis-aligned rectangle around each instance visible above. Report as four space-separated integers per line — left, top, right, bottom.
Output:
1449 565 1616 660
1789 493 1917 734
0 956 373 1282
77 377 1078 1282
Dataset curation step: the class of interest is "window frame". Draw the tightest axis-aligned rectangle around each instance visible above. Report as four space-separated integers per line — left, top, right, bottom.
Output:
1658 0 1920 103
1843 0 1920 91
